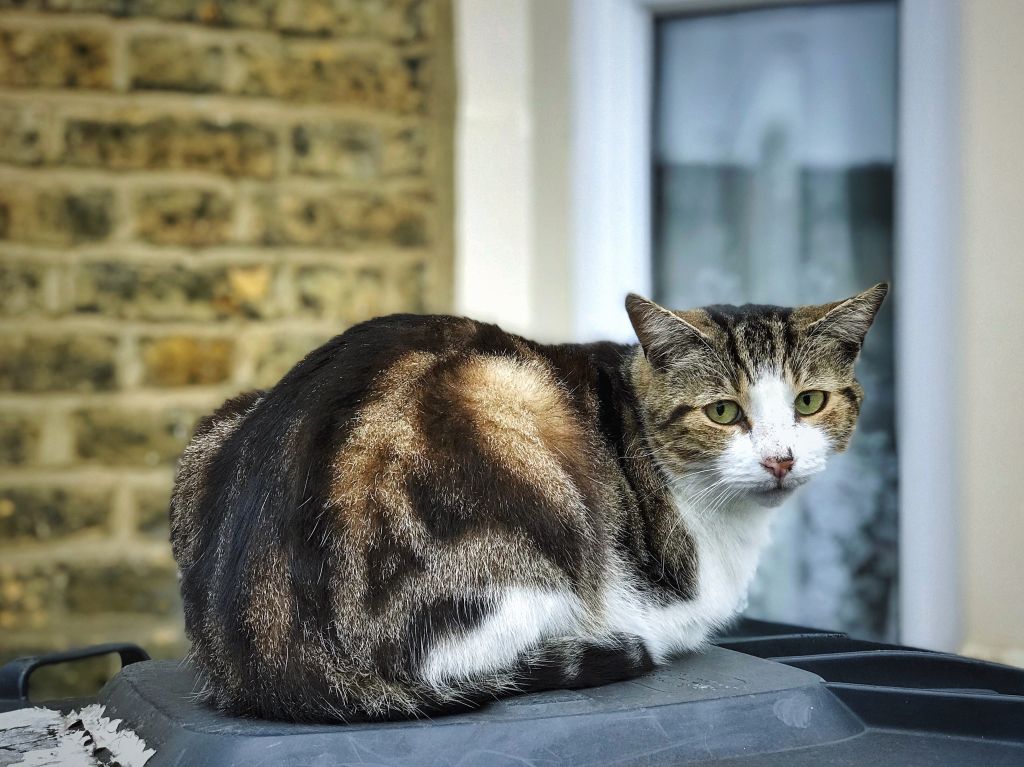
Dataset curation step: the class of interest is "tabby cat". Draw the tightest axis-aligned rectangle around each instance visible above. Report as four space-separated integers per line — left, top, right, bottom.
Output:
170 284 887 722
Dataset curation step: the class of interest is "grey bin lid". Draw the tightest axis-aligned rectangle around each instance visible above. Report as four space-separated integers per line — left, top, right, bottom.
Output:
96 643 1024 767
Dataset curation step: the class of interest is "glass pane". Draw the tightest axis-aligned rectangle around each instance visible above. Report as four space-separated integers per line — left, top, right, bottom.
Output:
653 2 898 640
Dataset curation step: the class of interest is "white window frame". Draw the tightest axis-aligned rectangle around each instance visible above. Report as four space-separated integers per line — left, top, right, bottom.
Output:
456 0 962 650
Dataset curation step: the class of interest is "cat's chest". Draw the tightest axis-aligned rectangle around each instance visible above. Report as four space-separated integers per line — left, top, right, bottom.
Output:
605 496 773 660
686 505 772 619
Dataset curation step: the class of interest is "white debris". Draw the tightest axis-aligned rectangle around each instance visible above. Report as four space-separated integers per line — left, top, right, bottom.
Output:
0 704 154 767
66 705 155 767
0 707 62 735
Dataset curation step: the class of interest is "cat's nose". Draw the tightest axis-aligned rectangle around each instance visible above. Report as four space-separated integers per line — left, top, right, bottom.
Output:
761 455 794 480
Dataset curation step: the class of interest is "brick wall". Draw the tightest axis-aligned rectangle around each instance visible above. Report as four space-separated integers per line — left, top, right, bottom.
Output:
0 0 454 697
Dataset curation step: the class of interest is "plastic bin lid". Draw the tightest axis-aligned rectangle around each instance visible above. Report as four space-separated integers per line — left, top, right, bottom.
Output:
95 627 1024 767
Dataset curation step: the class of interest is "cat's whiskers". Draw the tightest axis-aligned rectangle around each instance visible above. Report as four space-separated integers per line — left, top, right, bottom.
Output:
624 433 719 498
656 474 734 579
632 466 691 505
626 432 698 464
638 464 721 511
678 473 730 507
698 484 740 525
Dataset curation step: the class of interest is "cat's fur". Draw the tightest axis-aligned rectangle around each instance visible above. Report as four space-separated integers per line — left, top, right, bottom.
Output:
170 284 887 722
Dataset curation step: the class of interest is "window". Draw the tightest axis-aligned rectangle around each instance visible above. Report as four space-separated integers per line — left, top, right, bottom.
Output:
654 2 899 639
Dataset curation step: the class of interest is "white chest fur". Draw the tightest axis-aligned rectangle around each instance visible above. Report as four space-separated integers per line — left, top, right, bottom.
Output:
602 492 774 662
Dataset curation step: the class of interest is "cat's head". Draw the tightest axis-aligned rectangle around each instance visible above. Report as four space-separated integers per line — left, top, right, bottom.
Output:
626 285 888 508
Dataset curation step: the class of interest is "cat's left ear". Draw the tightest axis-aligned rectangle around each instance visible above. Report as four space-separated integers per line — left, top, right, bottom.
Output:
799 283 889 363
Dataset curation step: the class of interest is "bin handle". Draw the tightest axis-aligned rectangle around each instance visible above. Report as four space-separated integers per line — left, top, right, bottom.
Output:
0 643 150 704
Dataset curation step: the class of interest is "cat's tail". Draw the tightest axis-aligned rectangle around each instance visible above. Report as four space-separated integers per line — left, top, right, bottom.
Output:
512 632 656 694
407 632 657 719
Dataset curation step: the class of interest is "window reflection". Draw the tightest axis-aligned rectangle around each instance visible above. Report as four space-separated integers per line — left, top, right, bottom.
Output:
654 2 898 639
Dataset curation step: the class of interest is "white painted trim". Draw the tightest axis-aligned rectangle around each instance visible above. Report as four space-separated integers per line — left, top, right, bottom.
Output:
895 0 962 652
453 0 577 343
569 0 653 342
453 0 535 337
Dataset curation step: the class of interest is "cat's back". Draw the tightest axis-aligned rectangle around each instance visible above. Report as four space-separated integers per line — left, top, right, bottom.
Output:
273 312 596 462
302 312 605 542
270 311 570 413
172 312 593 551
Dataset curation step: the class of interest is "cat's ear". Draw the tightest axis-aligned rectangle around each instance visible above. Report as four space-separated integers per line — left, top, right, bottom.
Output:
625 293 711 370
799 283 889 363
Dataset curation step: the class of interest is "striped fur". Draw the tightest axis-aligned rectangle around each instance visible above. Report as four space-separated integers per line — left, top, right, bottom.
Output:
170 285 887 721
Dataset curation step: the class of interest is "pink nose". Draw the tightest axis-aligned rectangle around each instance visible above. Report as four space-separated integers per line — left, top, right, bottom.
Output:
761 456 794 480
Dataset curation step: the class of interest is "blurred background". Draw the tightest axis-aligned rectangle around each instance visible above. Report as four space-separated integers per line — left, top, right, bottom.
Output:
0 0 1021 697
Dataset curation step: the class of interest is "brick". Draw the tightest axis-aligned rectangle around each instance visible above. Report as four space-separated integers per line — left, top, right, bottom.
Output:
133 188 233 246
236 40 428 112
73 261 279 321
127 34 227 94
267 0 341 36
271 0 434 41
219 263 275 316
141 336 234 387
114 0 433 41
0 261 47 316
253 189 431 248
0 564 64 631
72 406 198 466
0 187 114 245
0 104 50 166
64 560 181 616
64 117 278 178
73 262 212 321
248 332 331 388
0 0 435 40
135 486 171 541
202 0 271 27
0 486 110 543
108 0 190 20
381 125 429 177
0 0 122 12
126 0 266 26
0 334 117 392
0 413 40 466
0 27 111 89
289 121 426 179
294 260 426 322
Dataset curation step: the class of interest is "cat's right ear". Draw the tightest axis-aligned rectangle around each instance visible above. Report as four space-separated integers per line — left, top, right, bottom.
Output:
625 293 709 370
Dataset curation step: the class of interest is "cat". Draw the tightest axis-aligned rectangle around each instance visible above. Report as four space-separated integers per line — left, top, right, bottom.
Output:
169 284 887 722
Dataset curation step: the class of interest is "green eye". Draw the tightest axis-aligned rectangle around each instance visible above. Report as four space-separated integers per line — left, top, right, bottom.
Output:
795 390 828 416
704 400 742 425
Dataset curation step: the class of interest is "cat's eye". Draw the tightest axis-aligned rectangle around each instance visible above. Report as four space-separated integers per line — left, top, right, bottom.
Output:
795 390 828 416
704 400 742 425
